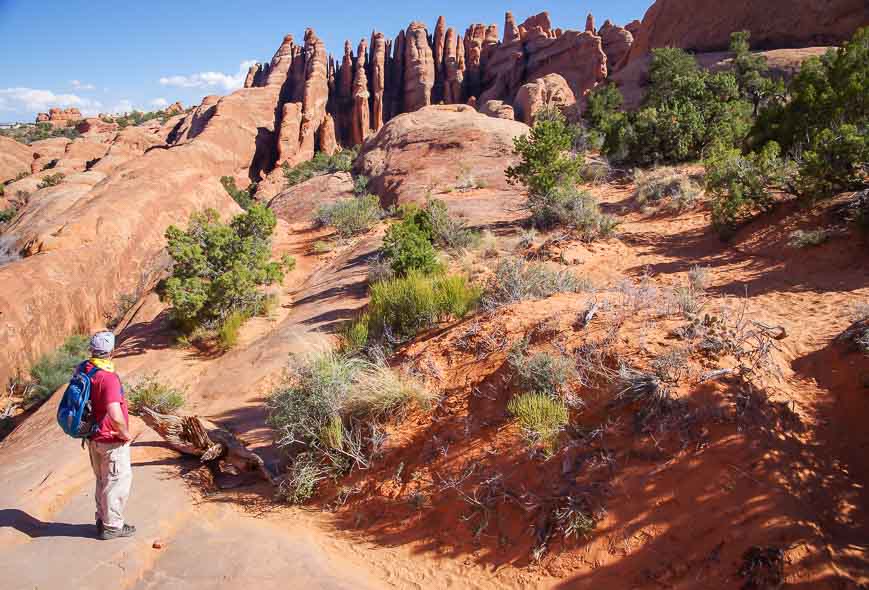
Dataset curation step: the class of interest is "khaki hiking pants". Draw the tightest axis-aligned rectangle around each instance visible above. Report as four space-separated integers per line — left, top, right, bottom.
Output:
87 440 132 529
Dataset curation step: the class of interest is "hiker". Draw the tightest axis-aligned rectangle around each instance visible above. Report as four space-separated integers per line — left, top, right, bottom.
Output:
83 331 136 540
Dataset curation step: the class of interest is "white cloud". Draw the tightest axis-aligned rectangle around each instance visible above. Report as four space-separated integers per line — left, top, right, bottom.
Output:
0 87 102 116
70 79 96 90
111 99 136 114
159 60 257 92
150 97 169 108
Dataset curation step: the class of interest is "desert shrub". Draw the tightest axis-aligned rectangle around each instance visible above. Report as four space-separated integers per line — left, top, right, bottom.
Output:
634 168 701 211
0 122 80 145
416 198 479 250
217 310 247 350
527 182 617 238
517 228 538 249
366 255 395 284
506 106 583 198
381 216 440 276
583 83 624 146
788 228 830 248
0 208 16 224
312 240 333 254
277 452 329 504
126 374 185 415
793 124 868 199
752 28 868 198
484 257 589 308
25 334 90 406
283 148 357 187
314 194 383 238
366 271 480 342
592 48 752 166
37 173 64 189
705 141 790 231
269 351 432 500
509 341 577 396
340 312 370 354
507 392 569 453
352 175 369 196
163 205 284 333
687 265 711 291
219 176 255 210
730 31 783 116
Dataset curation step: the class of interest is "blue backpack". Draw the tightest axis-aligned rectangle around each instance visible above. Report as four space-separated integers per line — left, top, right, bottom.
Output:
57 362 100 438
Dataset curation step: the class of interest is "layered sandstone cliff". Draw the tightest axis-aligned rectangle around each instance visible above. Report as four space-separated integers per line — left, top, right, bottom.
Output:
625 0 868 64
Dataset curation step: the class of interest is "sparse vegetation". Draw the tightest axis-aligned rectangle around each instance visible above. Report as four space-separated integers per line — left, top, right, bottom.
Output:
363 271 481 343
509 340 577 397
788 228 830 248
633 168 702 211
269 351 433 502
163 205 285 337
382 215 441 276
283 148 358 187
507 392 569 453
25 335 90 407
312 240 333 254
0 122 80 145
705 141 789 231
217 310 247 350
220 176 255 210
484 257 589 308
506 107 582 199
527 183 616 239
314 194 383 238
126 374 185 415
37 173 64 189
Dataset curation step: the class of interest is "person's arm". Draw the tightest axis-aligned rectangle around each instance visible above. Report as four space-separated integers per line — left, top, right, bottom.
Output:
106 402 131 441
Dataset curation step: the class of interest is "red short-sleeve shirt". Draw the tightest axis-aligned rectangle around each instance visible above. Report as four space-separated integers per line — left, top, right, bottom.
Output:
83 361 129 444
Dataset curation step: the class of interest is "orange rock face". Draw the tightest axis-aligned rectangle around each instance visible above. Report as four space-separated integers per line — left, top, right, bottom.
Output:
404 22 435 112
513 73 576 125
34 107 82 127
625 0 868 64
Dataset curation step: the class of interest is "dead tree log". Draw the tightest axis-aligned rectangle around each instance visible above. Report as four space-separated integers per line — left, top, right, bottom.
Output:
139 407 275 484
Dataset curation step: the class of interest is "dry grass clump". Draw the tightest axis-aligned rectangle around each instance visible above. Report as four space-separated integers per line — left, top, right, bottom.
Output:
509 340 578 399
507 392 569 454
484 257 590 308
126 374 186 415
633 168 702 212
787 228 830 248
269 350 434 503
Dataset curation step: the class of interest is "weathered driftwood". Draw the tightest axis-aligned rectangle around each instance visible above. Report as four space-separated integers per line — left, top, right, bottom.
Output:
139 407 275 484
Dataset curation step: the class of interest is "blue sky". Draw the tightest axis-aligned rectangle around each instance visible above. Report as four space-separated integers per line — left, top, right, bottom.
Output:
0 0 650 123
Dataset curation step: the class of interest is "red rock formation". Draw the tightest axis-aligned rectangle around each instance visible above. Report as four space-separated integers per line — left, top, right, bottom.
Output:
370 33 387 132
319 113 338 155
403 22 435 112
388 30 406 118
443 28 464 104
625 0 868 64
586 13 596 33
432 16 447 103
244 63 259 88
463 24 487 100
266 34 295 87
76 117 119 135
298 29 330 161
0 136 32 183
513 73 576 125
351 39 370 146
525 30 607 101
504 12 520 44
35 108 82 127
599 20 634 71
277 102 303 163
480 99 514 120
165 101 184 115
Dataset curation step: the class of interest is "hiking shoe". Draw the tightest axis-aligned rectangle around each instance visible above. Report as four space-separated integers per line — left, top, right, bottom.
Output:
96 519 104 535
100 524 136 540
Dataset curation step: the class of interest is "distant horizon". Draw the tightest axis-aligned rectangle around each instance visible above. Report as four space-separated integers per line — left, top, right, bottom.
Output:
0 0 651 123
